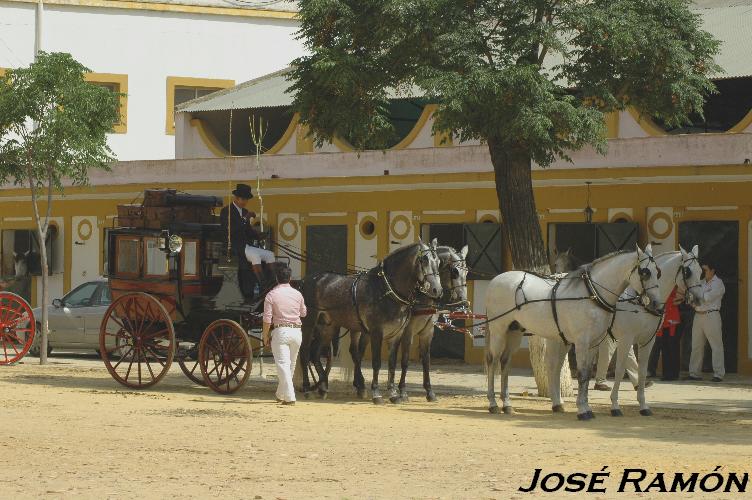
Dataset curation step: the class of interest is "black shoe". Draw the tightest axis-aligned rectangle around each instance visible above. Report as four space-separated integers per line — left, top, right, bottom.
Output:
711 377 723 383
633 381 654 390
685 375 703 381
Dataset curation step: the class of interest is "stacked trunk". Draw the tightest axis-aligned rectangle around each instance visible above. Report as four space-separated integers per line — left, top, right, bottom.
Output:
116 189 222 229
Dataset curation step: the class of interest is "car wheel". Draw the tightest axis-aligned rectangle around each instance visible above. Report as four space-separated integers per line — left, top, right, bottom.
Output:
28 323 52 357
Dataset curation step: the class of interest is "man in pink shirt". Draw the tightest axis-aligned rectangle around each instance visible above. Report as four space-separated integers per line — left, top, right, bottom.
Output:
262 265 307 404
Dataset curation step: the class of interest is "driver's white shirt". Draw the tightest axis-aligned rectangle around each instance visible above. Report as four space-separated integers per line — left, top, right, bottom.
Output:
695 274 725 312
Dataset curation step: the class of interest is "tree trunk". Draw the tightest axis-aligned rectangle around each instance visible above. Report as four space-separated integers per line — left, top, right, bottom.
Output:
36 224 49 365
487 138 573 398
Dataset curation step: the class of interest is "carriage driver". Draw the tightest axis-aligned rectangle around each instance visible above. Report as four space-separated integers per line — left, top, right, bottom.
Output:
220 183 276 297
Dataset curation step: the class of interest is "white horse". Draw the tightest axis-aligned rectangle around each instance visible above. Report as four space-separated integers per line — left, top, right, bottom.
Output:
13 251 29 278
484 245 662 420
609 246 704 416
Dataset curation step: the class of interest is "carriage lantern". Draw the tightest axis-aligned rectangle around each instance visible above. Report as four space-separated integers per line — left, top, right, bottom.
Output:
157 230 183 255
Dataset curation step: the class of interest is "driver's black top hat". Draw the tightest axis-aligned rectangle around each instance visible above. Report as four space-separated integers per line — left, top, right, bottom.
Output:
232 183 253 199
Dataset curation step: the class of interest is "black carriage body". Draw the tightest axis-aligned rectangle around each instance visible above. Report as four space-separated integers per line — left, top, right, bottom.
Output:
106 213 249 344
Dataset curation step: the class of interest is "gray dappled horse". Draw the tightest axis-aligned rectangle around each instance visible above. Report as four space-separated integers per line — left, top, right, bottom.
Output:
387 245 469 403
300 241 442 404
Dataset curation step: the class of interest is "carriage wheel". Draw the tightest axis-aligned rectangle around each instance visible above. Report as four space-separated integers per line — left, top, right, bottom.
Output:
99 292 175 389
0 292 35 365
177 345 206 386
199 320 251 394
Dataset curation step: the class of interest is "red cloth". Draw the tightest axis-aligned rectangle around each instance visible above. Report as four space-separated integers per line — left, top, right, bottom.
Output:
658 287 681 337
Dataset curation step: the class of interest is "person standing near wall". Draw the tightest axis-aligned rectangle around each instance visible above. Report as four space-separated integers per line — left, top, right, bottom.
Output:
262 265 307 404
649 286 684 381
687 261 726 382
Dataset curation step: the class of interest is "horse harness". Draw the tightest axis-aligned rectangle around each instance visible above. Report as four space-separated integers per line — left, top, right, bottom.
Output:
351 246 439 336
604 254 698 348
550 255 660 346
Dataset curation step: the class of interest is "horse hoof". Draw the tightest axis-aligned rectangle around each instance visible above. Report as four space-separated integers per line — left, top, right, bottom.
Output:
502 406 515 415
426 392 437 403
611 409 624 417
303 392 311 400
577 412 593 421
318 391 328 400
640 409 653 417
586 410 595 419
552 404 565 413
372 397 385 405
356 389 366 399
389 396 401 404
488 406 501 414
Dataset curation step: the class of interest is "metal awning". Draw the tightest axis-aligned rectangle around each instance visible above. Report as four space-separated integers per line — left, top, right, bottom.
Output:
176 67 424 113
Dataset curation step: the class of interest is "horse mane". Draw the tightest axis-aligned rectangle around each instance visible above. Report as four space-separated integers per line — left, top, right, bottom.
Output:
383 241 422 261
552 249 633 280
581 249 632 269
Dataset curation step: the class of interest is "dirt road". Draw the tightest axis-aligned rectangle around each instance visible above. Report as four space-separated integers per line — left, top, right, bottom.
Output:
2 357 750 499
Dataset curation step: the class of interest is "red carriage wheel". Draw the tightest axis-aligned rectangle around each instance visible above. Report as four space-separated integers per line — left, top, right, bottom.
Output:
177 345 206 386
198 319 251 394
99 292 175 388
0 292 35 365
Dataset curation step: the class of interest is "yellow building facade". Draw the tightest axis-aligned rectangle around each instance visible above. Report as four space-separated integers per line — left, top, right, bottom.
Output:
2 100 752 374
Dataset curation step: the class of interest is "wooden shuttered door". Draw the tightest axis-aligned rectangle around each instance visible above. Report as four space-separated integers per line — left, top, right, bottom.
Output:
464 223 503 280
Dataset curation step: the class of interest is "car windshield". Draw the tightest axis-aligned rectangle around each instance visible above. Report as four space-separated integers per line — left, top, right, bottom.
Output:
62 282 99 307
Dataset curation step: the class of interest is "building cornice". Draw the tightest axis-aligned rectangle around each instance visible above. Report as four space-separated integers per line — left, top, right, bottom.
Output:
4 0 298 20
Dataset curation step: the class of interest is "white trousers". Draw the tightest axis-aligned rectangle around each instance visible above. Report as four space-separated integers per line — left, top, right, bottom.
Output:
690 312 725 379
245 245 276 266
271 327 302 402
595 336 638 385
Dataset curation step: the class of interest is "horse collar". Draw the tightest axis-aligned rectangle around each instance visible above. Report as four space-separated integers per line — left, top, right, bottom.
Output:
378 262 414 307
582 270 617 314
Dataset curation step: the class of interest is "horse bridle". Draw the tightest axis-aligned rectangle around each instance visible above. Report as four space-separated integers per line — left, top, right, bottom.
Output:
414 246 441 297
443 256 469 308
630 254 661 311
677 253 702 297
375 245 440 306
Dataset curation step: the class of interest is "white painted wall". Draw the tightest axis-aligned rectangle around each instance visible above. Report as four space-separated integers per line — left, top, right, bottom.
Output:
71 216 100 288
0 1 303 161
646 207 676 255
355 211 378 269
388 211 415 253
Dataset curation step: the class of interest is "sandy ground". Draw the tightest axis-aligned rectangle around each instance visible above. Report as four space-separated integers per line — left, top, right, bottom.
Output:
2 353 751 499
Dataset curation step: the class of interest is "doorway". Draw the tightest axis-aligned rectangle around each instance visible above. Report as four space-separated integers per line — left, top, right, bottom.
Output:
679 221 739 373
305 225 348 277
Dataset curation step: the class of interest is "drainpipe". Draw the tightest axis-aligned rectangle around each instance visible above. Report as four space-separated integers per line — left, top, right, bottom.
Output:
34 0 43 59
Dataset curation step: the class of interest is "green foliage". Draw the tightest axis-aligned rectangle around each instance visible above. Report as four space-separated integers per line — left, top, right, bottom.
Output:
290 0 720 165
0 52 119 193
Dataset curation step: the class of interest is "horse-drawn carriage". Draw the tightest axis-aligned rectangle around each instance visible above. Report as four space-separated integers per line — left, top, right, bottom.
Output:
0 290 36 365
97 188 325 394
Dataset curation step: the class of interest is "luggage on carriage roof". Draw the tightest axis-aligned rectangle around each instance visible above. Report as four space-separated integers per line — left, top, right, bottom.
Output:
116 189 220 229
143 188 222 208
